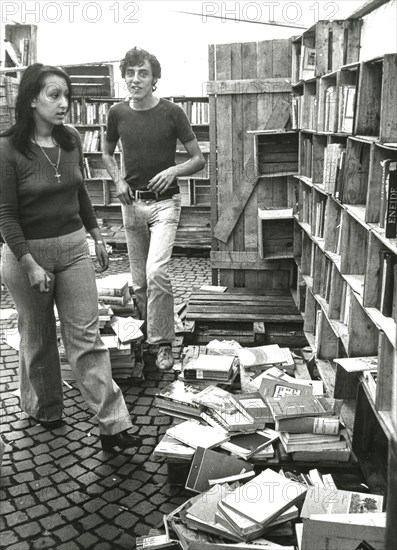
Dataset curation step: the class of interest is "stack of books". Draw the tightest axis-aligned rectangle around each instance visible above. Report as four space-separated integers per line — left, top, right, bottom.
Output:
182 353 237 383
96 274 132 309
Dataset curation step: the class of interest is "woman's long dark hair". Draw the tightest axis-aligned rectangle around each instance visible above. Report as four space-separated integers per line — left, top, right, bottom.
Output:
1 63 76 157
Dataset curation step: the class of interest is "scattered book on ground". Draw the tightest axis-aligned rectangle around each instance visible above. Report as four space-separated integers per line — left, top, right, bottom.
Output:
255 367 316 398
166 419 230 450
266 394 335 422
185 446 255 493
154 380 204 419
300 512 386 550
301 486 384 519
274 413 340 434
182 353 237 381
237 344 289 369
109 315 144 344
220 428 279 460
219 468 307 528
153 433 196 460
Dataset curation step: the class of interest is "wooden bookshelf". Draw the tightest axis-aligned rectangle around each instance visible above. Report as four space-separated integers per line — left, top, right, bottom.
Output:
291 18 396 543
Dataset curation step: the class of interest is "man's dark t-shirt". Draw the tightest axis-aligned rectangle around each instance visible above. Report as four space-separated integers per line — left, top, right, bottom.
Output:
106 98 196 190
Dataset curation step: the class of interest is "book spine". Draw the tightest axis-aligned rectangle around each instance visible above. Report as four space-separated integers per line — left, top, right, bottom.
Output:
385 165 397 238
276 416 339 434
98 287 127 297
98 293 129 306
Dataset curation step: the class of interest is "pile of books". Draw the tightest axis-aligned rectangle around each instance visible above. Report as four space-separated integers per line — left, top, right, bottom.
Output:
96 273 134 312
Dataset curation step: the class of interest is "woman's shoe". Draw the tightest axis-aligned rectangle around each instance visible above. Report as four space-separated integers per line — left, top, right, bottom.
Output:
100 430 142 452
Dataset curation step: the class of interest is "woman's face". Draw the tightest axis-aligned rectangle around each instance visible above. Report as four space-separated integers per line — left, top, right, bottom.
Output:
31 74 69 127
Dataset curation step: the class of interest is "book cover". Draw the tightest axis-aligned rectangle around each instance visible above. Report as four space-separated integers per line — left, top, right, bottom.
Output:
153 433 195 460
98 289 130 306
216 500 299 539
266 395 335 421
301 513 386 550
220 469 307 527
185 446 254 493
257 367 315 399
301 486 384 519
109 315 144 343
166 419 230 450
96 274 130 296
220 429 279 460
237 344 287 368
232 392 274 426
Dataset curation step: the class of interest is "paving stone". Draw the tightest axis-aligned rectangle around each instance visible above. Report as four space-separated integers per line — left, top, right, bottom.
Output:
39 513 66 531
13 520 41 538
58 505 86 522
53 524 80 542
14 493 38 510
0 530 19 547
75 532 99 548
95 524 122 541
47 495 71 512
26 504 50 519
8 542 30 550
114 511 139 530
78 512 103 530
12 471 35 484
30 536 56 549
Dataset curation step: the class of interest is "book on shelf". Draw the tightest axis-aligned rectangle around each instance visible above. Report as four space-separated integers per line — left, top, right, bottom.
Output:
379 160 397 237
166 419 230 450
301 485 384 519
338 85 356 134
185 446 254 493
300 46 316 80
324 86 338 132
153 433 195 460
362 370 378 402
333 356 378 373
257 206 294 220
378 250 396 317
323 144 345 194
219 468 307 529
219 428 279 460
266 394 336 422
300 513 386 550
182 353 237 381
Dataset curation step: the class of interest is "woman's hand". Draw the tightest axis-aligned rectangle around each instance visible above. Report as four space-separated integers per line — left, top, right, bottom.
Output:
95 242 109 272
24 261 51 293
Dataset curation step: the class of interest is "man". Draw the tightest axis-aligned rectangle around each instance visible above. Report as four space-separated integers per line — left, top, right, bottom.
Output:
102 47 205 371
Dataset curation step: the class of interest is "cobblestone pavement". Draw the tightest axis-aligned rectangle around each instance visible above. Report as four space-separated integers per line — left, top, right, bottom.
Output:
0 251 211 550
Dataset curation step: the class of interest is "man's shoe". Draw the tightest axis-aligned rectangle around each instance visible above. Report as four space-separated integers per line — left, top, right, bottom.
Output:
33 417 65 430
156 344 174 371
100 430 142 452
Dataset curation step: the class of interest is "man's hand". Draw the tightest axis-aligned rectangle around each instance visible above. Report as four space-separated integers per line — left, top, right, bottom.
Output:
147 166 178 194
116 179 134 205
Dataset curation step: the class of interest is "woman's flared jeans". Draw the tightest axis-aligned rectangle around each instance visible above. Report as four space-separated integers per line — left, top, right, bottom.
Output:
1 228 132 435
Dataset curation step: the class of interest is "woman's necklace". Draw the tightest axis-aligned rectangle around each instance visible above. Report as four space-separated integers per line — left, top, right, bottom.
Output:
36 142 62 183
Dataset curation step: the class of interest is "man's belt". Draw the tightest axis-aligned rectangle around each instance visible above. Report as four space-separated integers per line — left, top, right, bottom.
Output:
132 187 180 202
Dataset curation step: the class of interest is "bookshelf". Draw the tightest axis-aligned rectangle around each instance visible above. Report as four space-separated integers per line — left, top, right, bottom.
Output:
291 19 396 531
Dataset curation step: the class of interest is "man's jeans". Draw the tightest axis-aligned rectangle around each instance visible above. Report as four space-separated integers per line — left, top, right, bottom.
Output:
1 228 132 435
122 194 181 345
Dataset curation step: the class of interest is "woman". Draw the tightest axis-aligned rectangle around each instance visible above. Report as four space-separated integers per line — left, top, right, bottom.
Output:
0 63 140 453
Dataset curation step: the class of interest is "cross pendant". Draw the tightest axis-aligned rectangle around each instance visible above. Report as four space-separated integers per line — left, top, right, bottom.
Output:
55 173 61 183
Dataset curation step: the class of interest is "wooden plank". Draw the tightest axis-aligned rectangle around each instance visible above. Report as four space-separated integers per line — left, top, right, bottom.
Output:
347 0 390 19
213 152 258 244
207 78 292 95
263 97 291 131
257 40 273 78
315 21 331 77
344 20 362 65
272 39 292 78
186 312 303 322
208 44 218 284
210 251 293 271
231 41 245 289
380 54 397 143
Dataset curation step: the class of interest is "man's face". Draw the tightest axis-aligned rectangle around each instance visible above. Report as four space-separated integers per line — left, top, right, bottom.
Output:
125 59 156 101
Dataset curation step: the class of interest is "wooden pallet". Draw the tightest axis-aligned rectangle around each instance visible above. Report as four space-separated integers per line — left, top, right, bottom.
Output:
185 287 306 346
